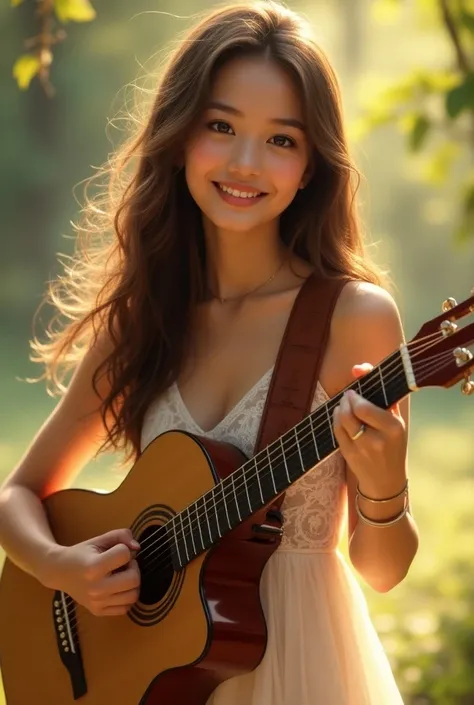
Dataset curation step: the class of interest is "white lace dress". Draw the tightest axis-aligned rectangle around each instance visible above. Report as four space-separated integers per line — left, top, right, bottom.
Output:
141 368 404 705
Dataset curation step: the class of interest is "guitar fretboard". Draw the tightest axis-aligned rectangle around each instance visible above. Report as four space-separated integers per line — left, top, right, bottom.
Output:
169 349 410 569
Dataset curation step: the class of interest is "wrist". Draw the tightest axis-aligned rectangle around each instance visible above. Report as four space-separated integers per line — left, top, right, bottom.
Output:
35 543 66 590
357 476 408 502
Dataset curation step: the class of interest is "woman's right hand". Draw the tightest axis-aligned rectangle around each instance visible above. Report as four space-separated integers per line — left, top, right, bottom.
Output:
42 528 141 616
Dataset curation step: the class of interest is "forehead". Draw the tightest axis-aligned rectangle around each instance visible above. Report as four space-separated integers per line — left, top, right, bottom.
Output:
209 55 304 121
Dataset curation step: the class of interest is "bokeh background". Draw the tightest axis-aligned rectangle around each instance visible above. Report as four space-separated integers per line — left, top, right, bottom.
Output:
1 0 473 703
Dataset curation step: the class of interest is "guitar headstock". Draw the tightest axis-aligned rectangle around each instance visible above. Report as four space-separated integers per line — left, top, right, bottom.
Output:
408 289 474 393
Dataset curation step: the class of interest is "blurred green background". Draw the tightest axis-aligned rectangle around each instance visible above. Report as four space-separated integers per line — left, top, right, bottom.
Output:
1 0 473 703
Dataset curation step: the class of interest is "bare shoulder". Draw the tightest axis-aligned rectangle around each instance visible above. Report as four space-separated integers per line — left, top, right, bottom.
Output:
320 280 405 395
335 280 401 326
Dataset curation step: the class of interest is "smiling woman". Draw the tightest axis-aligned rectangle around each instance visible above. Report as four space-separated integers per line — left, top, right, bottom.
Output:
185 56 310 235
0 2 418 705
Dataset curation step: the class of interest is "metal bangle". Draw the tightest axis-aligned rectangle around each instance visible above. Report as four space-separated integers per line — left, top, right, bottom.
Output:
356 480 409 504
355 495 409 528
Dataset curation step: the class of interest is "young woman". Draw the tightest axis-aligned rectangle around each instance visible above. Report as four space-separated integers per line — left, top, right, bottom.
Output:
0 1 418 703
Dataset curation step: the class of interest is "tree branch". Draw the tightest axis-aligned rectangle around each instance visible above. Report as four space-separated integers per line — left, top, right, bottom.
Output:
439 0 471 74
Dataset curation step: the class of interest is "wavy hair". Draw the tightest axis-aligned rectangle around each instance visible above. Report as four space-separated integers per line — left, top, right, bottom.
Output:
32 0 386 462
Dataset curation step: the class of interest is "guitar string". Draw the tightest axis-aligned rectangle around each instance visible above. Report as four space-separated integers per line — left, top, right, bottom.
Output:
64 348 459 642
118 328 444 562
62 333 461 633
63 330 455 630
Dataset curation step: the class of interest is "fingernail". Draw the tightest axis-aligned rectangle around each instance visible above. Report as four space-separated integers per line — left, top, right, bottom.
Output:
131 540 140 550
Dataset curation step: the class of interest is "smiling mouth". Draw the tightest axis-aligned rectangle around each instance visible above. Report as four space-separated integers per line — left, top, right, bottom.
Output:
213 182 267 199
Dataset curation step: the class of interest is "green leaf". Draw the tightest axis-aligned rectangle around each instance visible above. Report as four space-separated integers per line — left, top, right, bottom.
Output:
54 0 96 23
445 73 474 119
406 113 431 152
12 54 41 90
460 10 474 34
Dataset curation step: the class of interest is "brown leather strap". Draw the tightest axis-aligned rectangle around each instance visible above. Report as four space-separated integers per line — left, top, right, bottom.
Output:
254 275 347 508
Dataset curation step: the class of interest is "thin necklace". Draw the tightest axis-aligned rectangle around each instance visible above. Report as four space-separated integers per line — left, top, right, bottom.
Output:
208 259 286 304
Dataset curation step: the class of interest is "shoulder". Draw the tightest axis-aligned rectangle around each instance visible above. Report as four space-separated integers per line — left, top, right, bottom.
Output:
334 280 401 329
320 280 405 394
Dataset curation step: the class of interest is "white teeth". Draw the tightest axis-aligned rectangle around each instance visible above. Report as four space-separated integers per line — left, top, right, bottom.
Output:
218 184 262 199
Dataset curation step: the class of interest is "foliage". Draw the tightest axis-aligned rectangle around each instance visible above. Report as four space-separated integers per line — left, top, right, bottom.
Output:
354 0 474 241
11 0 96 96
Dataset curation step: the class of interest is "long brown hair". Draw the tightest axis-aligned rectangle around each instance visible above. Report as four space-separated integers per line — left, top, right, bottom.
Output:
32 0 385 462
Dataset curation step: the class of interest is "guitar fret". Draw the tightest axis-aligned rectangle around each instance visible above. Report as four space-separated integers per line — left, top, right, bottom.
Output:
255 456 265 504
204 495 212 544
171 515 183 568
326 403 336 447
221 482 231 531
309 415 320 460
244 467 252 513
231 473 242 522
294 427 304 469
181 511 190 563
280 437 291 483
212 486 222 538
267 447 277 495
195 497 204 551
379 365 388 406
190 506 198 555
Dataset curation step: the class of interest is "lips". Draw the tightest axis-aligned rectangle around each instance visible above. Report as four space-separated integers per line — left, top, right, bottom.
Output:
213 181 267 207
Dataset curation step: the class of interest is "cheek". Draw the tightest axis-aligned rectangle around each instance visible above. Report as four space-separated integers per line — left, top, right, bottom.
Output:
185 135 223 178
270 158 306 195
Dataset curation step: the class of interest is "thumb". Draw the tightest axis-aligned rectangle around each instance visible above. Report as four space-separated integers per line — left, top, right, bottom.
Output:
90 528 140 553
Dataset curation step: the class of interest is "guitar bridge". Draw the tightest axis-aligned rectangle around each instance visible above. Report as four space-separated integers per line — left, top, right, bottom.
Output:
52 590 87 700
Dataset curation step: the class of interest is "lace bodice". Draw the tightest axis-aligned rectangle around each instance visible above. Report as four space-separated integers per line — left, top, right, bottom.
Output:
141 369 347 551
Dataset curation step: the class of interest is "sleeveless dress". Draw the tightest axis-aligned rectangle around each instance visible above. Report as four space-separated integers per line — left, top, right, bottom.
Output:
141 367 404 705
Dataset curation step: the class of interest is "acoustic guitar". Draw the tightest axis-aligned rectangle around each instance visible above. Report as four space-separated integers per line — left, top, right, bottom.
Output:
0 291 473 704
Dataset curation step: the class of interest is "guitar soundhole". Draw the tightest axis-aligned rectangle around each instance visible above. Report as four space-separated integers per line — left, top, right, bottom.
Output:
137 524 174 605
129 504 184 626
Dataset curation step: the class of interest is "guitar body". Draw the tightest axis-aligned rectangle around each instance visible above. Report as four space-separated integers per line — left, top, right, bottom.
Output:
0 431 280 705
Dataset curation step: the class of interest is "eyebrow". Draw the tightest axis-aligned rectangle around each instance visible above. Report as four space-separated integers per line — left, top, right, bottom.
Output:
207 100 306 132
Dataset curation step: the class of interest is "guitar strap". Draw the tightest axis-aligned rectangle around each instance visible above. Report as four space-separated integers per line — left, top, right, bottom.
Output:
253 274 348 512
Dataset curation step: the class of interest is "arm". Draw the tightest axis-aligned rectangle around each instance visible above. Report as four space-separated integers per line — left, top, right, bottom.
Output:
0 334 114 582
322 281 419 593
0 334 141 616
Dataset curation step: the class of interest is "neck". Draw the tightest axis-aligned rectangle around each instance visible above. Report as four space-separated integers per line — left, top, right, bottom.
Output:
203 217 286 301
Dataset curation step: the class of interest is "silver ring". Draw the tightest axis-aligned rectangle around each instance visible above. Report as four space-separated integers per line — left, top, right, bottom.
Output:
351 423 366 441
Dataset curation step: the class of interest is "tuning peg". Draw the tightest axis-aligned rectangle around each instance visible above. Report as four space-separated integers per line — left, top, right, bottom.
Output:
454 347 473 367
442 297 458 312
461 378 474 395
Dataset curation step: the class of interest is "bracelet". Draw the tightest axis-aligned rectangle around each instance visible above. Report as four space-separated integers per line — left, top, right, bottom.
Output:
356 480 409 504
355 494 409 528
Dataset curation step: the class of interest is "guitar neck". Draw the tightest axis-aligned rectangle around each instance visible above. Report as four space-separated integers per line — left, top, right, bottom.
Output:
171 348 411 568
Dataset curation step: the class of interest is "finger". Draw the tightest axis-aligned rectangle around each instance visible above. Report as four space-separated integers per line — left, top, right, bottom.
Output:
98 543 133 574
101 587 140 608
336 392 366 440
352 363 373 378
106 560 141 593
92 529 140 553
344 390 398 431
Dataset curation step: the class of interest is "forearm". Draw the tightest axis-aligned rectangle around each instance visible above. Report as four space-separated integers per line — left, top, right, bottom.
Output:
0 484 61 585
349 484 419 593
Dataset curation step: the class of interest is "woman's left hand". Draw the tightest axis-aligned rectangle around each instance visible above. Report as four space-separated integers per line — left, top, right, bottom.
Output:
333 363 408 499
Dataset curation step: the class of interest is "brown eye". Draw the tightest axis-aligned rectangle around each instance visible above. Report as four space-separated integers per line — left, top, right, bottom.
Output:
270 134 295 148
209 120 234 135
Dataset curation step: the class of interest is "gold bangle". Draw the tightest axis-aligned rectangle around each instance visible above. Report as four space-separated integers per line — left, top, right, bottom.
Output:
356 480 409 504
355 495 409 528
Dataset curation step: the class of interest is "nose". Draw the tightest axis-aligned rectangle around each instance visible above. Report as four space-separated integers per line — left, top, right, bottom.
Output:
228 137 262 178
